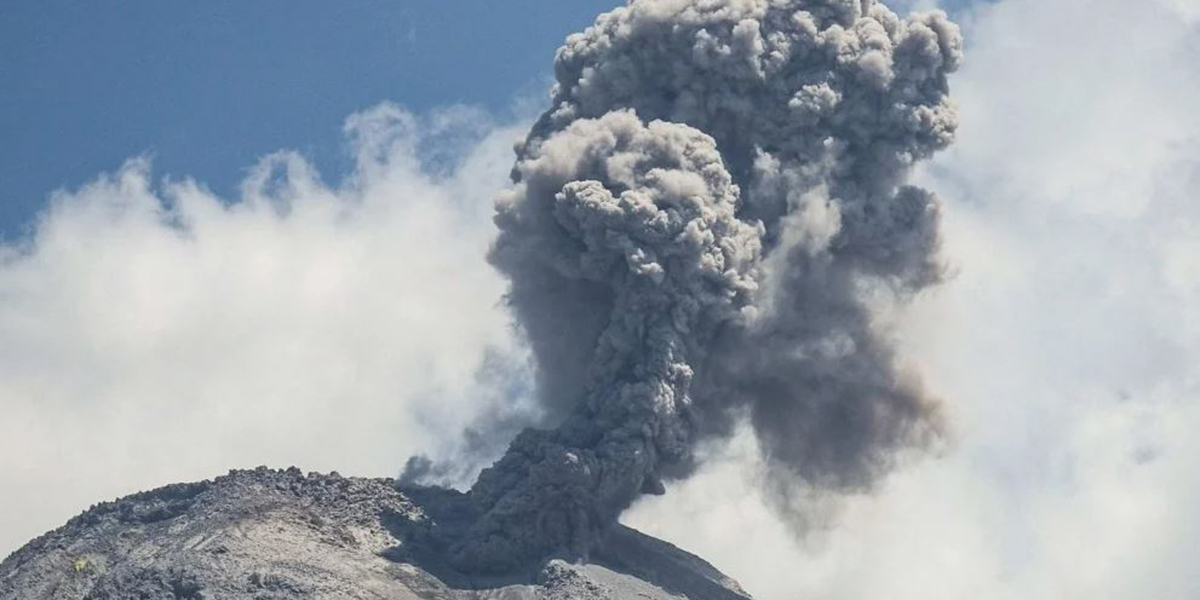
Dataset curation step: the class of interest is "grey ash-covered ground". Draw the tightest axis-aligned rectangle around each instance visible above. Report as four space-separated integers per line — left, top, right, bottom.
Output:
0 467 750 600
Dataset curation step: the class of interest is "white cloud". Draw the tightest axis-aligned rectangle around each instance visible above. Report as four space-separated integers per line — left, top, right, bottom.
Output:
626 0 1200 598
0 103 533 555
1164 0 1200 24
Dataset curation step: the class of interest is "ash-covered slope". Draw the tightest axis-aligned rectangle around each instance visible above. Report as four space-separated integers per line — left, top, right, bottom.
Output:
0 468 750 600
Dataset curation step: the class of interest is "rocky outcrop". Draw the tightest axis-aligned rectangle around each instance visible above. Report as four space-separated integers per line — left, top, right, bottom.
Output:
0 467 750 600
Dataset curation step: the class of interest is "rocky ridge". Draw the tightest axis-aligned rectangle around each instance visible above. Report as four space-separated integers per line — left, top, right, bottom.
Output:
0 467 751 600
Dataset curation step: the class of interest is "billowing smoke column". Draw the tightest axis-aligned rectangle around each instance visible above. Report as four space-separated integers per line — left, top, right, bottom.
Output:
454 111 762 570
447 0 962 572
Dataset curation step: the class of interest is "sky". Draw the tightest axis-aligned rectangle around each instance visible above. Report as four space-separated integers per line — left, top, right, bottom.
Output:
2 1 1199 599
0 0 615 239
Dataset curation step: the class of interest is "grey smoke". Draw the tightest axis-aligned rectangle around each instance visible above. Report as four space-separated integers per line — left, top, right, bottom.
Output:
453 110 762 571
403 348 542 490
415 0 963 572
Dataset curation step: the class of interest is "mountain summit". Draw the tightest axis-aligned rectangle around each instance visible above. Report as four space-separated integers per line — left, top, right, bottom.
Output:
0 467 750 600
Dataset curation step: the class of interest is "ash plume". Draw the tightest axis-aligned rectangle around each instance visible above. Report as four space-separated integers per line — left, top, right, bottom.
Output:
432 0 963 572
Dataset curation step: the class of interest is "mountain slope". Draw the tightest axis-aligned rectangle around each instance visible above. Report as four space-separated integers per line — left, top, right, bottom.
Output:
0 467 750 600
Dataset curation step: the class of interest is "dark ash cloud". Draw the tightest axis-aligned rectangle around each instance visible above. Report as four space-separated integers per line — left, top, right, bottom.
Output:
418 0 963 573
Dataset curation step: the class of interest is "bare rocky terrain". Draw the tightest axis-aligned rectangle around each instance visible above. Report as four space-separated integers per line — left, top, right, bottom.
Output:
0 467 751 599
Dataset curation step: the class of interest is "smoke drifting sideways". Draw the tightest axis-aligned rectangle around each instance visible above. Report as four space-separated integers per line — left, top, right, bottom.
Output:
407 0 963 573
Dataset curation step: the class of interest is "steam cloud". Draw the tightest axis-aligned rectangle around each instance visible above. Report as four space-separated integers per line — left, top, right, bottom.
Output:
417 0 963 572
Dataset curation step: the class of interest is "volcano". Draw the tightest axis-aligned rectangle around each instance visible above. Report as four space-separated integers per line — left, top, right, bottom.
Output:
0 468 750 600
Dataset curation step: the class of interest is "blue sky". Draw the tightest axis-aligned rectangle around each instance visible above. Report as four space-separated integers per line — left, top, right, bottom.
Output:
0 0 984 240
0 0 616 239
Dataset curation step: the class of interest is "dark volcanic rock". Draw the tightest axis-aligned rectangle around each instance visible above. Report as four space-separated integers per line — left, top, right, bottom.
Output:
0 467 751 599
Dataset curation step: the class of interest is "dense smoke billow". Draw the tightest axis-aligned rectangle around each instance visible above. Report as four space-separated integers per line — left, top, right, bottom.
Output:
412 0 963 572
